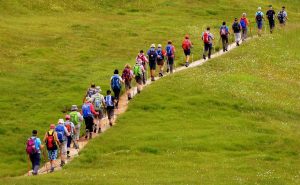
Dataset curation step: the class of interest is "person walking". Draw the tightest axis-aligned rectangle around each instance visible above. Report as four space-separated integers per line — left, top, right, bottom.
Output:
55 119 70 167
105 90 115 126
232 18 242 46
26 130 43 175
64 115 76 158
202 27 214 60
156 44 166 76
83 83 96 102
43 124 59 172
133 59 145 93
255 7 264 36
110 69 123 109
240 13 249 40
122 64 134 100
91 86 106 133
147 44 158 81
136 50 148 85
82 98 98 140
266 5 276 33
219 22 230 52
165 40 176 73
278 6 288 26
69 105 83 142
182 35 193 67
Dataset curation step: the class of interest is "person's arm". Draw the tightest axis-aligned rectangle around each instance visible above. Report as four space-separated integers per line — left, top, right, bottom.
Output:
43 132 47 143
77 112 83 122
54 132 60 145
71 123 76 134
90 103 98 115
64 126 70 137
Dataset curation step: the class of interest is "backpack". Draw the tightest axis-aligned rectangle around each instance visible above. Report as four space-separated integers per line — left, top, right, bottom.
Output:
256 12 263 22
267 10 274 20
122 68 131 81
93 94 103 110
111 75 121 90
105 95 114 107
69 111 79 125
278 11 284 22
157 50 164 60
46 131 57 150
26 137 37 154
203 32 209 44
232 22 240 32
64 122 72 133
166 45 173 57
55 124 65 143
240 19 247 29
148 50 156 62
220 26 227 36
87 88 96 97
82 103 92 118
133 65 142 76
182 39 190 50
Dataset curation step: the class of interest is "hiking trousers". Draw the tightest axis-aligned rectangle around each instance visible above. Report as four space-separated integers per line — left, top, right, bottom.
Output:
74 123 81 140
234 32 241 43
84 116 94 133
112 88 121 108
241 28 247 40
221 35 229 51
203 43 212 58
29 153 40 174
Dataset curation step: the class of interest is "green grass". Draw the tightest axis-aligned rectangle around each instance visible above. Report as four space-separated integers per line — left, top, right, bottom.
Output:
0 0 300 183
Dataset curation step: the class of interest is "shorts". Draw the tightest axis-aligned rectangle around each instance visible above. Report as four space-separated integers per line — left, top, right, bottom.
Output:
257 21 263 29
184 49 191 56
48 150 58 160
59 141 67 155
157 59 164 66
135 75 143 85
106 106 114 120
95 109 104 119
167 57 174 65
84 116 94 132
149 61 156 70
125 80 131 90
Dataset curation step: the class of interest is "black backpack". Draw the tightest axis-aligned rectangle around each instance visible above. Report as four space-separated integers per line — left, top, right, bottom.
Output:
148 50 156 62
232 22 240 32
278 11 284 22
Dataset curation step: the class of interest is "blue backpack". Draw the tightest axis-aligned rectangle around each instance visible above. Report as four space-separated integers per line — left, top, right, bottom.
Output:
166 45 173 57
111 75 121 90
240 19 246 29
55 125 65 143
82 103 92 118
157 50 164 60
105 95 114 107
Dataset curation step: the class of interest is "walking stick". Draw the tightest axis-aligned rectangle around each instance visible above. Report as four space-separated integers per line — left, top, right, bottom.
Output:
42 149 49 173
26 154 31 176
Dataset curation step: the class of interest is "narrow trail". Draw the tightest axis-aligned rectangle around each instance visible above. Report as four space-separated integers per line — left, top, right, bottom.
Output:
25 38 251 176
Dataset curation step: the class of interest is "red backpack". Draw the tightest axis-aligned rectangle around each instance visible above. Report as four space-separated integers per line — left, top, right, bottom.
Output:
122 68 131 81
46 131 57 150
203 32 210 44
182 39 190 50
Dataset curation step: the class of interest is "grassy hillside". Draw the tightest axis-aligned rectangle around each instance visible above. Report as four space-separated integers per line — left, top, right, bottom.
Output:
0 0 299 180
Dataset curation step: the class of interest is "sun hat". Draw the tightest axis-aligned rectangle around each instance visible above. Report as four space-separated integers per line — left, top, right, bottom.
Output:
71 105 78 111
96 86 102 92
58 119 64 124
65 115 70 120
258 7 261 10
157 44 162 48
150 44 155 48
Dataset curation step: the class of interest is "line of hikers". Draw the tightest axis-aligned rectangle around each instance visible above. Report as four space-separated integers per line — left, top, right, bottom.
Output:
25 5 288 175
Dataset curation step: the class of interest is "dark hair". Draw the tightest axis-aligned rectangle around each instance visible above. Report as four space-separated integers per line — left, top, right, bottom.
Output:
282 6 285 9
206 27 210 31
91 83 95 88
222 21 226 25
167 40 172 44
114 69 119 74
107 90 111 94
139 50 144 53
32 130 37 135
234 18 238 21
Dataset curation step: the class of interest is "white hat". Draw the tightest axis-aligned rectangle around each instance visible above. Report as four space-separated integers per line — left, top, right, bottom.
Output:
71 105 78 111
58 119 64 124
157 44 162 48
242 13 246 16
150 44 155 48
258 7 261 10
96 86 102 92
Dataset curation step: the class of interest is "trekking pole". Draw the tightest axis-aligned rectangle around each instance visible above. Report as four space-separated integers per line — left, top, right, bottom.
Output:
42 149 49 173
26 154 31 176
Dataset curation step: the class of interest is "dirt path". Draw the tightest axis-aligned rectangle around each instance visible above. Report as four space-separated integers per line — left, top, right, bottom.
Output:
25 38 250 176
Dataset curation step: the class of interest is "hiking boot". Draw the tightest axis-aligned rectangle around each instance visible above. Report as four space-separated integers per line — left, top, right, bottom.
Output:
98 127 102 133
67 154 71 159
50 167 54 173
159 72 163 77
109 122 113 127
89 132 92 139
60 161 65 167
203 55 206 60
151 77 155 81
236 42 240 46
128 96 132 101
185 62 189 67
166 68 169 73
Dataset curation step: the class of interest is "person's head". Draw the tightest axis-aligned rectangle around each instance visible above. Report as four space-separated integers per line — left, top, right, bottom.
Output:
139 50 144 54
269 5 273 9
32 130 37 136
71 105 78 111
65 114 70 120
91 83 95 88
234 18 238 22
242 13 246 17
258 7 261 11
185 34 189 39
114 69 119 74
157 44 162 50
137 58 142 64
222 21 226 25
150 43 156 49
95 86 101 93
85 96 90 103
58 119 64 124
167 40 172 45
125 64 131 69
107 90 111 95
206 27 210 31
282 6 285 10
50 124 55 130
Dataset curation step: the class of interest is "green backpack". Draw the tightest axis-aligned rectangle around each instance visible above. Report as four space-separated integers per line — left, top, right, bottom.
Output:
69 111 79 125
133 65 142 76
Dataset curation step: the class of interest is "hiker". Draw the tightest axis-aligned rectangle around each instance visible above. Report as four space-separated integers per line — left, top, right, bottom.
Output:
83 83 96 102
156 44 166 76
26 130 43 175
133 59 145 93
182 35 193 67
255 7 264 36
165 40 176 73
110 69 123 109
122 64 134 100
91 86 106 133
278 6 288 26
43 124 59 173
64 115 76 158
136 50 148 84
55 119 70 167
220 21 230 52
147 44 158 81
69 105 83 142
82 97 98 139
240 13 249 41
232 18 242 46
202 27 214 60
266 5 276 33
105 90 115 126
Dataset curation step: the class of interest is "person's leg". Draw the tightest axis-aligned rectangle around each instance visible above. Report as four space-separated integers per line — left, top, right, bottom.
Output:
114 89 120 108
221 36 226 51
169 58 174 73
67 136 71 158
60 141 67 166
75 123 80 141
29 154 34 171
225 36 229 50
203 44 208 59
208 44 212 59
32 153 40 175
84 117 89 139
